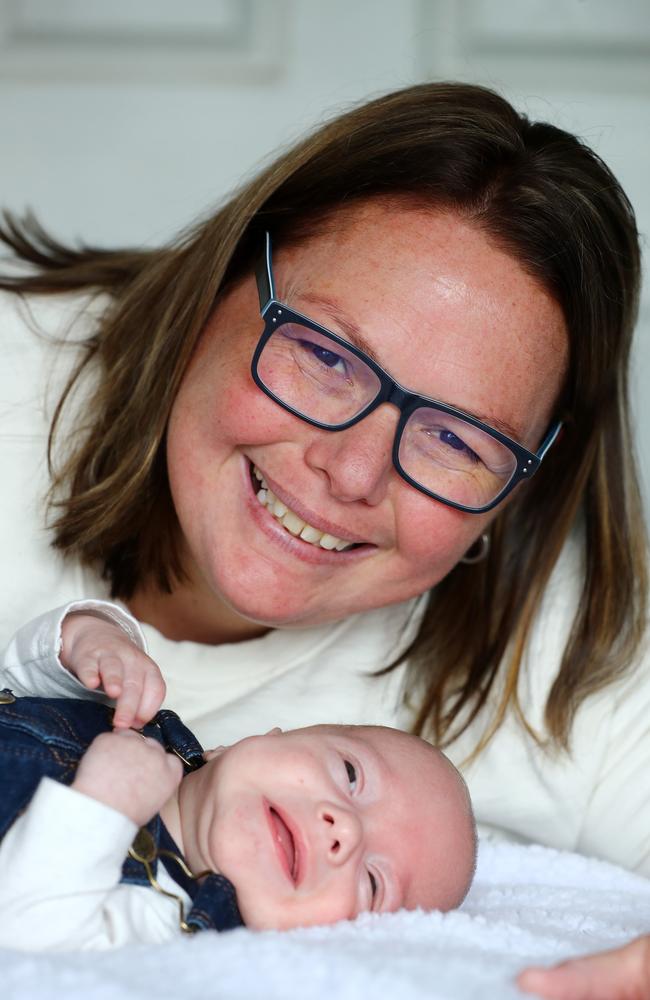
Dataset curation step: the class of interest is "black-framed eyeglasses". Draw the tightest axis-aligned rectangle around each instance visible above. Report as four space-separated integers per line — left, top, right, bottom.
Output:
251 232 562 514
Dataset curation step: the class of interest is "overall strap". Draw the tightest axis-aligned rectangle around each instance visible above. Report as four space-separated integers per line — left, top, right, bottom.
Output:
151 709 206 773
122 708 244 931
157 823 244 932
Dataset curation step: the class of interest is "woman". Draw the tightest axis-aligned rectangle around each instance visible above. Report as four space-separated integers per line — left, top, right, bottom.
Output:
519 935 650 999
0 83 647 881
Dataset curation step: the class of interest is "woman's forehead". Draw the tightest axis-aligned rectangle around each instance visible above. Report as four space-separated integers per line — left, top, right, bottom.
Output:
275 203 565 347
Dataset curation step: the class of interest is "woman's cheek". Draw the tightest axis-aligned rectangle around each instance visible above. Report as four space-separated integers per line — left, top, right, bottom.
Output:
392 492 477 573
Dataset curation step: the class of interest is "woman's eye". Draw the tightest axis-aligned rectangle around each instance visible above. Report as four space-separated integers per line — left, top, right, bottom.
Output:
344 759 357 790
439 428 480 463
312 345 345 370
296 338 347 375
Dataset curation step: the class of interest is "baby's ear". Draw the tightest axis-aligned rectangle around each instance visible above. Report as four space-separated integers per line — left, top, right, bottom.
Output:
203 745 227 761
265 727 282 736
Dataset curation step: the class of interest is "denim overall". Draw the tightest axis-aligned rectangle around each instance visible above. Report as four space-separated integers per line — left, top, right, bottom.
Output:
0 690 243 933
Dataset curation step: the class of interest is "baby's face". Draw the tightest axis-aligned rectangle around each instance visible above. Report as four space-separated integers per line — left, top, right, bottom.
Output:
193 724 475 930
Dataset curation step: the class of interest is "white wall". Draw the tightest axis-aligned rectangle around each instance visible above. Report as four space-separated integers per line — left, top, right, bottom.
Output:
0 0 423 245
1 0 649 515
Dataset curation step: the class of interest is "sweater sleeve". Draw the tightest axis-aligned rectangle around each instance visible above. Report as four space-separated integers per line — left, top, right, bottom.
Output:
0 777 143 950
0 600 147 699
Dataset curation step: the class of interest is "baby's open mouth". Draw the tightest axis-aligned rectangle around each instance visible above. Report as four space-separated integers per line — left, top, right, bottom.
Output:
270 807 297 882
251 463 362 552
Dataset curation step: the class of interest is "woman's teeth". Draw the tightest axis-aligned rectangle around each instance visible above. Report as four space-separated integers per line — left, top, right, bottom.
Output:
252 466 355 552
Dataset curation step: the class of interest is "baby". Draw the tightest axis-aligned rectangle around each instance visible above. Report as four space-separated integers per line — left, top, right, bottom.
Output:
0 604 477 950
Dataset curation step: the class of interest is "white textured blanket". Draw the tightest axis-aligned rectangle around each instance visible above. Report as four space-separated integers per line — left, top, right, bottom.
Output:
4 840 650 1000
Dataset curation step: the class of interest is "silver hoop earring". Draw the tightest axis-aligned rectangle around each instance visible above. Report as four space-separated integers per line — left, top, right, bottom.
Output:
460 532 490 564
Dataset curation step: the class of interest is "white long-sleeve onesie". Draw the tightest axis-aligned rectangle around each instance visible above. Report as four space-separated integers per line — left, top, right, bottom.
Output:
0 601 194 951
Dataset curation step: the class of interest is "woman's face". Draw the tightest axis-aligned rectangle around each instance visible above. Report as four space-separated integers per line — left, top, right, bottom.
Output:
166 201 568 634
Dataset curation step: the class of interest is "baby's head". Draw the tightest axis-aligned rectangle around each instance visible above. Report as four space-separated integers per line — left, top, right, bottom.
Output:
179 724 476 931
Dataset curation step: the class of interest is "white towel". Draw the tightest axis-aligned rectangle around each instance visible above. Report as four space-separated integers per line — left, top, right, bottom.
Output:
3 840 650 1000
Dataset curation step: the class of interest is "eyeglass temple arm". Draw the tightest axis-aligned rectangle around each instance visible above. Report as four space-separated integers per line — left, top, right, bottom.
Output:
256 232 276 315
537 420 563 460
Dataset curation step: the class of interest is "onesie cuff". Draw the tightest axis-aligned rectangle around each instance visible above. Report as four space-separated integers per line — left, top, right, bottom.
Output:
53 599 147 660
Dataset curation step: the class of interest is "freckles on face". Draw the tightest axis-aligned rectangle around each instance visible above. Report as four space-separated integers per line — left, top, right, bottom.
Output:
165 282 320 615
163 202 567 632
373 487 481 597
168 295 261 462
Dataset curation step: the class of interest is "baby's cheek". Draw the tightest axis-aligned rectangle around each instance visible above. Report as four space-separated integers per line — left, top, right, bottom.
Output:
235 880 359 932
234 890 278 930
231 869 300 931
284 885 360 931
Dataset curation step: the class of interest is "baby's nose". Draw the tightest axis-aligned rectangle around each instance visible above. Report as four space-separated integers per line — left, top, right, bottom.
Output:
318 803 362 865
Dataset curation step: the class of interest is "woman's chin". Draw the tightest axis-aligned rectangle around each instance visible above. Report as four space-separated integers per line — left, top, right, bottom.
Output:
219 590 325 631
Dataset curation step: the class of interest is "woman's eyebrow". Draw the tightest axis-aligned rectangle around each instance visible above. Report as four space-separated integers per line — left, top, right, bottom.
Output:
298 294 381 363
298 294 524 442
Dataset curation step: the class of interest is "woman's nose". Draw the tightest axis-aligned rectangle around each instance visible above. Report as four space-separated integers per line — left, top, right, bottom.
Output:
303 405 397 506
318 803 363 865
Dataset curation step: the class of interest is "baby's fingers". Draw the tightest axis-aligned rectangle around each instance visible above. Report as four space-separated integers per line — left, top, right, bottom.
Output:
96 653 129 699
109 654 166 729
111 674 146 729
72 659 103 691
130 665 167 729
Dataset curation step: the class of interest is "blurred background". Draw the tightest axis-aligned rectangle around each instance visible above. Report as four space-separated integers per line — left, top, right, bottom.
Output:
1 0 649 515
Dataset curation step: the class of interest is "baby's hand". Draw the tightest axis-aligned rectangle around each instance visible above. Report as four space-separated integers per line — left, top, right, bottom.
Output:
71 729 184 827
61 612 166 728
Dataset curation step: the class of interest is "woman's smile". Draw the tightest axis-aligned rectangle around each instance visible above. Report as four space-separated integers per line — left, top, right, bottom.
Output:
248 461 373 556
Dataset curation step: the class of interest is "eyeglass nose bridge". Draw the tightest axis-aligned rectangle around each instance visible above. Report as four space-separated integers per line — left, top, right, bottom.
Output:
368 375 419 419
384 381 412 411
347 383 417 474
356 378 440 458
374 384 433 465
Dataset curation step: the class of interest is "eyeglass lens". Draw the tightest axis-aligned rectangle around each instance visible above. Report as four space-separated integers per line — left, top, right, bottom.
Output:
256 320 518 509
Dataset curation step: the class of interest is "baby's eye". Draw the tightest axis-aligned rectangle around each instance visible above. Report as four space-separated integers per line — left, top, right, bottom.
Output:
368 871 378 903
344 759 357 791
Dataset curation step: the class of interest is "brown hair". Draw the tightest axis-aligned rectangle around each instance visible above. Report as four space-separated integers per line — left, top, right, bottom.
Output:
1 81 646 752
